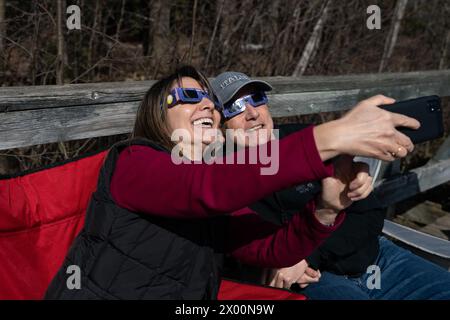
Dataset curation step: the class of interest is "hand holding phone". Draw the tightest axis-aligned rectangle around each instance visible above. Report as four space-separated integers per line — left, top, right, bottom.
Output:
379 95 444 144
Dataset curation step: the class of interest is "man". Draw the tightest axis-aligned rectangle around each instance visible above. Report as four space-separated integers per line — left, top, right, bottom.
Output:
211 71 450 300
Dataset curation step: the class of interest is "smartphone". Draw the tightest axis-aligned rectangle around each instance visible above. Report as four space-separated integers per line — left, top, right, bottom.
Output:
379 95 444 144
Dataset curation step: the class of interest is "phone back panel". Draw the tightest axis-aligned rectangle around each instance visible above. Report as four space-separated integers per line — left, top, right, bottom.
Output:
380 95 444 144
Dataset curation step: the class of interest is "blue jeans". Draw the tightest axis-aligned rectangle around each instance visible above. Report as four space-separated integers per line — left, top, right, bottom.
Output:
300 237 450 300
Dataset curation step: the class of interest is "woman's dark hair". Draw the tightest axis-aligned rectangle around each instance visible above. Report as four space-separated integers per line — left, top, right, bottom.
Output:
132 65 214 150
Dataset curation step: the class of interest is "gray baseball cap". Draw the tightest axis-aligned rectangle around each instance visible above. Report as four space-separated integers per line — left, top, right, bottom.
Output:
210 71 273 105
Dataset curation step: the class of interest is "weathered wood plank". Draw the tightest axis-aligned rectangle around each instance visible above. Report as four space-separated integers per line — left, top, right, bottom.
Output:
2 92 448 150
1 70 449 150
0 82 153 112
267 69 450 94
374 158 450 206
3 89 449 150
382 220 450 259
420 214 450 240
0 102 137 150
1 70 449 112
416 158 450 192
399 201 447 226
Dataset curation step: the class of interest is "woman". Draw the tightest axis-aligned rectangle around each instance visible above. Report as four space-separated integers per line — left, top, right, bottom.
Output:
45 66 417 300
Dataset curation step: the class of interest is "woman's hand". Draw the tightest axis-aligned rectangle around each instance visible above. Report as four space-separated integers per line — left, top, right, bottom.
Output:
314 95 420 161
314 155 373 225
266 260 321 289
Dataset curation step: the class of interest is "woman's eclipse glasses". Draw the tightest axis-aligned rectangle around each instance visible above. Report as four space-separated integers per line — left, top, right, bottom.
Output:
165 88 222 110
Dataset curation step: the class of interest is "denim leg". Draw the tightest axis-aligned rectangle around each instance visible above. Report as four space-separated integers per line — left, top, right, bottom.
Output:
364 237 450 300
298 271 370 300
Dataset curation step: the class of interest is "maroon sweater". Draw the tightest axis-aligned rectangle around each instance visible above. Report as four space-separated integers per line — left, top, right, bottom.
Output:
110 126 345 268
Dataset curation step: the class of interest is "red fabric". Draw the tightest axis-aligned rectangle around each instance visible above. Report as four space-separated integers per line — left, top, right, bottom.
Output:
228 205 345 268
0 151 107 299
217 279 306 300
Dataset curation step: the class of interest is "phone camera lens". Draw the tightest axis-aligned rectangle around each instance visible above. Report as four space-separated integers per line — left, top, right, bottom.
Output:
428 101 440 112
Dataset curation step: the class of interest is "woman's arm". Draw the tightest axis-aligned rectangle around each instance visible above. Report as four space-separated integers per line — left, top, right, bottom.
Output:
111 95 418 219
111 126 334 218
226 201 345 268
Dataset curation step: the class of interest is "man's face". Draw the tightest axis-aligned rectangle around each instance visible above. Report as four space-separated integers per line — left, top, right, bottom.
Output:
224 87 274 148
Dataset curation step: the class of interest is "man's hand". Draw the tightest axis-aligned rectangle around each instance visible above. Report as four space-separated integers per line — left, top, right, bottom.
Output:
266 260 321 289
314 155 373 225
321 155 373 210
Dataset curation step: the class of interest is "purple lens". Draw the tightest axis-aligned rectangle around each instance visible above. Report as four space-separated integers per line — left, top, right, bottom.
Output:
250 92 267 105
182 89 200 99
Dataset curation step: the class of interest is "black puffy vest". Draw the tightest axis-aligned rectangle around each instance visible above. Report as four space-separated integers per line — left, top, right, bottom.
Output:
45 138 226 300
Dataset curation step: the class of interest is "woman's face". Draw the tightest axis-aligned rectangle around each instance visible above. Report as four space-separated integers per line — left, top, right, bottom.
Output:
166 77 221 156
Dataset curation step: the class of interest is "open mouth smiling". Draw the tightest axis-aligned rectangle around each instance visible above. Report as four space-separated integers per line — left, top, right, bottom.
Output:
192 117 214 128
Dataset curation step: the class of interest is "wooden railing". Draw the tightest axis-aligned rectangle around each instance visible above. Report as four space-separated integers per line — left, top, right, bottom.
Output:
1 70 449 207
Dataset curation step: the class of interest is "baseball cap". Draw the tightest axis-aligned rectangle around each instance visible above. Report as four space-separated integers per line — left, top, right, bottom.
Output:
210 71 273 105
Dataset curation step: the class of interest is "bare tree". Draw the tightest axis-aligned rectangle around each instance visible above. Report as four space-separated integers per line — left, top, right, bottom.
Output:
56 0 65 84
149 0 171 62
115 0 126 42
0 0 5 53
218 0 238 66
188 0 198 64
205 0 224 71
292 0 331 76
379 0 408 72
439 30 450 70
109 0 126 77
1 0 449 86
88 0 101 78
30 0 41 84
